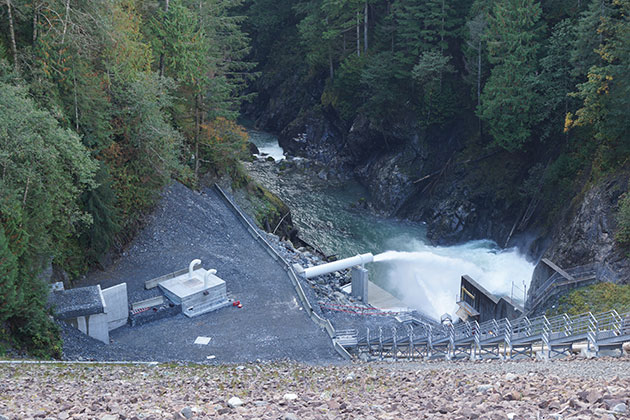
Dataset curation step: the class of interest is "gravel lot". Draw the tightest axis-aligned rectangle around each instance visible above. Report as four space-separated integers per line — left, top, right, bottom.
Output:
69 183 339 363
1 359 629 419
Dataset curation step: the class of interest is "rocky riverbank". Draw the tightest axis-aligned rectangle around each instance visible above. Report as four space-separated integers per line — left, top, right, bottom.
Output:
1 359 629 419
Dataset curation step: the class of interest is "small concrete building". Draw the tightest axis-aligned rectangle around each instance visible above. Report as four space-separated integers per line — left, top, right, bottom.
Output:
50 283 129 344
50 285 110 343
158 260 230 317
456 275 523 323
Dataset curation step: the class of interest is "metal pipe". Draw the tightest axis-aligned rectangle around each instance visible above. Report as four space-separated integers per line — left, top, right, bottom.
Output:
204 269 217 287
189 259 201 278
296 253 374 279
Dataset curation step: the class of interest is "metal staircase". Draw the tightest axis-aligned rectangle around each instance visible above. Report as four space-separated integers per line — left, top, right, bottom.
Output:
353 309 630 361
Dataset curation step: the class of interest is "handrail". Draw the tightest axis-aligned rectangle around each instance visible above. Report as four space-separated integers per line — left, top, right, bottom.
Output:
213 184 351 360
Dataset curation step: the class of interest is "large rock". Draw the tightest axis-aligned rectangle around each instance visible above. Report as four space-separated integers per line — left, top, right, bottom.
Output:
529 173 630 298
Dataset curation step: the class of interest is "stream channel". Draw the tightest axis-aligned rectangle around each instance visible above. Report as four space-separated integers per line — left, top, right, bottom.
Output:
246 130 535 319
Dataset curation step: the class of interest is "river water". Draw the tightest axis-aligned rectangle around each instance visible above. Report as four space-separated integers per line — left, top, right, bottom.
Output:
246 131 534 319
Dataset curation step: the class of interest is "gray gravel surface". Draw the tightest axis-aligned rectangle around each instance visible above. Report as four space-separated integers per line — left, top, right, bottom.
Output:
2 360 630 419
67 183 339 363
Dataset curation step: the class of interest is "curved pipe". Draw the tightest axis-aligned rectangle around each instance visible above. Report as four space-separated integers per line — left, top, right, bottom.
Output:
204 269 217 287
301 253 374 279
189 259 202 278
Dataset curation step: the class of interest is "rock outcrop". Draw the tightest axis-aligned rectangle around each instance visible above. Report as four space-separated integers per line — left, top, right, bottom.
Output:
529 172 630 298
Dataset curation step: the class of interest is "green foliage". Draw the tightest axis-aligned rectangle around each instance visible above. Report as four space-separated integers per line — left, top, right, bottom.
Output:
0 227 18 325
552 282 630 316
615 192 630 247
105 71 184 231
567 0 630 170
479 0 545 151
200 117 249 171
322 54 366 122
0 77 93 358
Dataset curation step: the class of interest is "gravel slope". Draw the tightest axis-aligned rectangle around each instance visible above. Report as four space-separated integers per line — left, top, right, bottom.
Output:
1 359 629 419
69 183 339 363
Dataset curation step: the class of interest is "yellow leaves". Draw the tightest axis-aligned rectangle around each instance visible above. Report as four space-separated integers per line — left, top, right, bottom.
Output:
564 112 576 133
200 117 248 167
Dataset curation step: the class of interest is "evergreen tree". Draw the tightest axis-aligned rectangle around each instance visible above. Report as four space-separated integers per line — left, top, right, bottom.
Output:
567 0 630 166
479 0 545 151
0 226 18 325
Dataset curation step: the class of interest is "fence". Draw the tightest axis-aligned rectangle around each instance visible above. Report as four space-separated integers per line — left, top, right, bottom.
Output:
213 184 351 360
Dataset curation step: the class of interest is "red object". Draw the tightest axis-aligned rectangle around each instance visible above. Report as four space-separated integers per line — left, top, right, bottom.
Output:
237 303 243 308
232 302 238 307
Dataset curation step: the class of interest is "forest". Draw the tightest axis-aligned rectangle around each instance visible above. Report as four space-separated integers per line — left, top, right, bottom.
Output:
1 0 630 356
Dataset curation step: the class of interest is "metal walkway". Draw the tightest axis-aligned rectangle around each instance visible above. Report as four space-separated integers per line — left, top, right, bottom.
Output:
346 309 630 361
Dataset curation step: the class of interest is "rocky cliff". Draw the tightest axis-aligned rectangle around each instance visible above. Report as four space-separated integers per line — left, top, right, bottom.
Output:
529 171 630 299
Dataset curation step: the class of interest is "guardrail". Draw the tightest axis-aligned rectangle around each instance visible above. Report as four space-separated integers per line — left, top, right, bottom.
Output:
355 308 630 361
526 262 608 314
213 184 351 360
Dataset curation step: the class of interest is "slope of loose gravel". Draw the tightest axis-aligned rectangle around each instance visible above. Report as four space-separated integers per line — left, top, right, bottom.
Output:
1 359 629 420
71 183 339 363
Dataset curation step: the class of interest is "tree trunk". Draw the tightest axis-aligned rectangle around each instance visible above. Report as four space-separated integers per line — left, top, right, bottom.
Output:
440 0 445 53
5 0 18 71
364 1 368 53
477 39 482 132
32 1 39 43
356 11 360 57
329 51 334 80
73 72 79 131
194 93 200 179
61 0 71 45
477 40 481 110
159 0 170 78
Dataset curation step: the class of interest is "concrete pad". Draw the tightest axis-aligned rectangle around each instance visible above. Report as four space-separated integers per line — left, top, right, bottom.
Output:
367 281 408 311
194 336 212 345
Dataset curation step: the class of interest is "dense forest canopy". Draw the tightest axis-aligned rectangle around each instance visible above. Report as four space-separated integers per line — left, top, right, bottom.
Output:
1 0 630 355
0 0 252 356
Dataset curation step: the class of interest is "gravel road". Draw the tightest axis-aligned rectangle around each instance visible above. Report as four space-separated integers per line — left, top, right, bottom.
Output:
69 183 339 363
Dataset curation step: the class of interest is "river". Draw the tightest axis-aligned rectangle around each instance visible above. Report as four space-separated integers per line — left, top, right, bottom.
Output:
246 131 535 319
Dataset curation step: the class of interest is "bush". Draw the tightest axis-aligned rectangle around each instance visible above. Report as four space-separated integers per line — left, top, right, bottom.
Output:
616 192 630 247
552 282 630 316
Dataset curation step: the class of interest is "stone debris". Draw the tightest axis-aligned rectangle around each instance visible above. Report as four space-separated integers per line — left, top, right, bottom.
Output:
283 393 298 401
0 360 629 419
227 397 243 408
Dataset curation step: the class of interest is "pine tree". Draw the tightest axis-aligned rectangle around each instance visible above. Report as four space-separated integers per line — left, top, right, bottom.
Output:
479 0 545 151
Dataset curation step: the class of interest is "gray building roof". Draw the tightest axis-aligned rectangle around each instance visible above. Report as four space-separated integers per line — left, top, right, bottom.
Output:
462 274 500 304
49 286 105 320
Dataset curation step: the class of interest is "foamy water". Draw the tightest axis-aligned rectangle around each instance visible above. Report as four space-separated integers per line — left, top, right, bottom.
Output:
249 130 286 161
373 239 534 320
244 129 534 321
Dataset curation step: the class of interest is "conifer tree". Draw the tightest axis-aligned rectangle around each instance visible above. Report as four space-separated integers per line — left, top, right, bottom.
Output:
479 0 545 151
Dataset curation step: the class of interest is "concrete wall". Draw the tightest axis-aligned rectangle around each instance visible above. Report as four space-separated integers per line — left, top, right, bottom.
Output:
351 267 368 302
76 313 109 344
102 283 128 331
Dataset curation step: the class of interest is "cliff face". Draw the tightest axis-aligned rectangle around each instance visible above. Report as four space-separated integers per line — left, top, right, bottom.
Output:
528 172 630 298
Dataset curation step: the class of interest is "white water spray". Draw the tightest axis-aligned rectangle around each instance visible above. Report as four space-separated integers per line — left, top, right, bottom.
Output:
372 239 534 320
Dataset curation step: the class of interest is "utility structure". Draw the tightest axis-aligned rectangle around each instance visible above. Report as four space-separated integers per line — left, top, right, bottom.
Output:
347 309 630 361
294 253 373 302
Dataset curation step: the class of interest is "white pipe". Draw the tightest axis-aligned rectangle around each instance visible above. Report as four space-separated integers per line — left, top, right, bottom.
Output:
204 269 217 287
301 253 374 279
189 259 201 278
